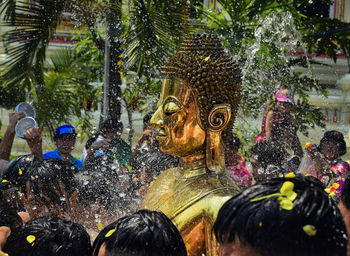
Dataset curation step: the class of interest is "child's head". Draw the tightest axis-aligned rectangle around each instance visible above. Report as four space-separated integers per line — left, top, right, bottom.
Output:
24 159 78 219
93 210 187 256
319 130 347 161
214 175 348 256
4 216 91 256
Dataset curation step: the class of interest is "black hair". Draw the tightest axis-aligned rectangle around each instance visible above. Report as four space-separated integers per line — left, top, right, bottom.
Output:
26 159 77 212
341 175 350 209
0 200 23 230
143 113 154 130
225 132 240 150
214 175 348 256
4 216 91 256
100 119 123 135
3 154 38 192
250 141 285 169
92 210 187 256
319 130 347 157
53 133 77 141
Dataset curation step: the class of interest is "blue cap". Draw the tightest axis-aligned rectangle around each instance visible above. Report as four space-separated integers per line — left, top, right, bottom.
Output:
55 125 76 136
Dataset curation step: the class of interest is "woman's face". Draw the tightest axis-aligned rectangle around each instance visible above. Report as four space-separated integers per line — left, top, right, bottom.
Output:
320 141 339 161
276 102 292 113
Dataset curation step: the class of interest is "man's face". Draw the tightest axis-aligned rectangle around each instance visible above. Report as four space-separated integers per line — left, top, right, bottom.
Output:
55 134 76 155
220 238 260 256
150 78 206 157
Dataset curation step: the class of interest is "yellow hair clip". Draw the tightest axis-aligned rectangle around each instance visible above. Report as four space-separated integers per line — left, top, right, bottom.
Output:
19 168 23 175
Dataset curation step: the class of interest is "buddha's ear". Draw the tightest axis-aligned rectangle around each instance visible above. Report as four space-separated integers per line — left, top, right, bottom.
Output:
206 104 232 174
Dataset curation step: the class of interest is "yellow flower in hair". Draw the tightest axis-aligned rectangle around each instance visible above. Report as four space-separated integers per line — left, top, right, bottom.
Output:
19 168 23 175
250 181 298 211
105 228 117 238
279 181 298 211
285 172 295 178
325 182 340 198
303 225 317 236
97 222 103 231
26 235 36 246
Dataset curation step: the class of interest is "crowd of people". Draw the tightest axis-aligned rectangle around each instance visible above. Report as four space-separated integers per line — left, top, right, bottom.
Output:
0 88 349 255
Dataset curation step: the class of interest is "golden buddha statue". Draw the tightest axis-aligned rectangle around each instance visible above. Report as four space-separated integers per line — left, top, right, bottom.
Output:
140 34 242 256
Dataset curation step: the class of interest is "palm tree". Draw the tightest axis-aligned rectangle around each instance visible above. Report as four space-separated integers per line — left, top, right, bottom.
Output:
0 0 191 123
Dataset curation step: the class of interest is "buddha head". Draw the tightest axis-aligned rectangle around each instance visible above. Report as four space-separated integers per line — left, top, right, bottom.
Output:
150 34 241 171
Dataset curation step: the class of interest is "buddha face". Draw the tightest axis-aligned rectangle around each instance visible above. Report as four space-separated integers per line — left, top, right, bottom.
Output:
150 78 206 157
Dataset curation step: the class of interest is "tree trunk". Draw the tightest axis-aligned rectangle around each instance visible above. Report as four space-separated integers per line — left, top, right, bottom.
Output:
102 0 122 123
125 102 134 145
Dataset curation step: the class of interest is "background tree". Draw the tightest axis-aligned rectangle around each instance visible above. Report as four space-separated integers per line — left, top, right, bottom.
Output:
0 0 191 138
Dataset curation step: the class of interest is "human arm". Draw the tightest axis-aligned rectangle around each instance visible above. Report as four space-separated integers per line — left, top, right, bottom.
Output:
23 128 43 159
265 111 274 141
0 112 25 160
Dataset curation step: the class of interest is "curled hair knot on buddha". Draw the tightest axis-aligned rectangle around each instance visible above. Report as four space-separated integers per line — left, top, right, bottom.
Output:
161 33 242 139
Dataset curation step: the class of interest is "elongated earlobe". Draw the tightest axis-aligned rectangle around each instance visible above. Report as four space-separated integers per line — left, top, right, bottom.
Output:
206 104 231 174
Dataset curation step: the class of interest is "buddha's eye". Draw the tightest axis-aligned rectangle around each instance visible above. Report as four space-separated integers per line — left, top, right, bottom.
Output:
163 101 181 116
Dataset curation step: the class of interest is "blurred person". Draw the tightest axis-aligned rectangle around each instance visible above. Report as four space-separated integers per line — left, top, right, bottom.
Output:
129 113 179 198
339 175 350 255
82 118 124 163
255 89 303 160
225 132 251 188
302 130 350 200
92 210 187 256
250 141 286 183
21 159 80 220
214 175 348 256
44 124 82 171
3 216 91 256
0 112 25 175
74 171 123 235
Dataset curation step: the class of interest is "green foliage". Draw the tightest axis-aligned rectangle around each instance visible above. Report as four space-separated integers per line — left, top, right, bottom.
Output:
198 0 339 140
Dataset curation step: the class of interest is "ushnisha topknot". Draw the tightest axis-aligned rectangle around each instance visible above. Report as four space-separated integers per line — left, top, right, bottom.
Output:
161 33 241 136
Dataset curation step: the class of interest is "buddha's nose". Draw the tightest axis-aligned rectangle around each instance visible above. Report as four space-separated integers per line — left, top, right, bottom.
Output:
149 107 164 127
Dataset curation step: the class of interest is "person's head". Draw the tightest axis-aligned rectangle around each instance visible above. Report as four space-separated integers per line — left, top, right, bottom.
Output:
100 119 123 140
319 130 347 161
150 33 241 159
275 89 294 113
24 159 78 219
92 210 187 256
214 175 348 256
143 113 154 131
250 141 285 181
54 125 77 155
3 154 37 193
225 132 240 153
3 216 91 256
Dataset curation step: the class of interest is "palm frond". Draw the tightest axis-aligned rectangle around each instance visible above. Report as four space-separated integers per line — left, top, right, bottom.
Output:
124 0 191 77
1 0 67 88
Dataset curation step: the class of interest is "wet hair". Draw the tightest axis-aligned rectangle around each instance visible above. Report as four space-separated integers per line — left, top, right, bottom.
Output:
214 175 348 256
225 132 240 150
340 175 350 209
92 210 187 256
26 159 77 212
319 130 347 157
250 141 285 169
3 154 38 192
101 119 123 135
143 113 154 130
3 216 91 256
0 200 22 230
